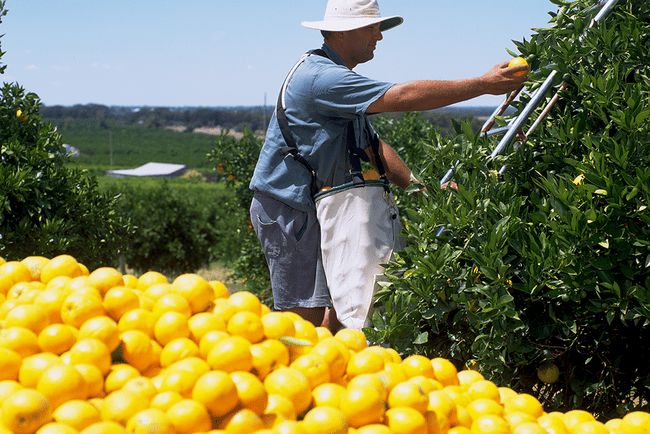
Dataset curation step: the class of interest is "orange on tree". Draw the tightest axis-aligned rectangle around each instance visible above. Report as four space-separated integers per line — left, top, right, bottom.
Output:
508 57 530 77
0 388 53 434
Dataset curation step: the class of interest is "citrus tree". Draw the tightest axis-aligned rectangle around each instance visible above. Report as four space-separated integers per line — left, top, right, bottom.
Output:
207 129 272 305
0 1 130 269
371 0 650 417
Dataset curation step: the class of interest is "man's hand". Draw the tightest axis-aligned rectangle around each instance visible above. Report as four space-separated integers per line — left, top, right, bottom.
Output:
481 61 528 95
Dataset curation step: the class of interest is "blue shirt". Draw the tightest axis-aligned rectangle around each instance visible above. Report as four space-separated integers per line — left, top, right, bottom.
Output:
249 43 394 212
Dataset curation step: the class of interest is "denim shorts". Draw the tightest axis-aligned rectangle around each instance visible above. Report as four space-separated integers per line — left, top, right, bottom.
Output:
250 192 331 310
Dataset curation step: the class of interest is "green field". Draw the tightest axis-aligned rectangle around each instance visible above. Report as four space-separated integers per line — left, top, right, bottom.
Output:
53 119 220 175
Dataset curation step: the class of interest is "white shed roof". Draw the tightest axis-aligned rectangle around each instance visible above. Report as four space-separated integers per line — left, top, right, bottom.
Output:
106 162 188 178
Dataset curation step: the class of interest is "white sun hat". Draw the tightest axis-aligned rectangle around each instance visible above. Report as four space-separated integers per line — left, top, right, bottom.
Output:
302 0 403 32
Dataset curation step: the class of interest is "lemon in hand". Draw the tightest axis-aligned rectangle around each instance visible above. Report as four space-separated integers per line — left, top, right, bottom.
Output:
508 57 529 77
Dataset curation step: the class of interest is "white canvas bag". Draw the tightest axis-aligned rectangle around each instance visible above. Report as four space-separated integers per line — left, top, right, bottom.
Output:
315 179 404 330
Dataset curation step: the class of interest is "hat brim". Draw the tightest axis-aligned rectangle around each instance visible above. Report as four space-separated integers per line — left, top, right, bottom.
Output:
302 15 403 32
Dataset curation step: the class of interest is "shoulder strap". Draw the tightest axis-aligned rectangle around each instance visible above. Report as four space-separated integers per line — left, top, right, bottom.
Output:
276 49 330 198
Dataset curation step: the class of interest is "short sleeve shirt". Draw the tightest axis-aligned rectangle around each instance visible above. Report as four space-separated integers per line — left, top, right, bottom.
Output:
249 43 394 212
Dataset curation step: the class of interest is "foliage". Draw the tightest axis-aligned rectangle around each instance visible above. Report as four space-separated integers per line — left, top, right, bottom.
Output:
0 1 130 269
371 0 650 418
106 177 238 277
207 129 272 306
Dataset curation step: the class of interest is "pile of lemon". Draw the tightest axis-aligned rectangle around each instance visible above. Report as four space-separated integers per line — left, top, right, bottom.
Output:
0 255 647 434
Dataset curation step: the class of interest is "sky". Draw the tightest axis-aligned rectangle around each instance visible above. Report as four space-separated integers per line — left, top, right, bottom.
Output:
0 0 558 109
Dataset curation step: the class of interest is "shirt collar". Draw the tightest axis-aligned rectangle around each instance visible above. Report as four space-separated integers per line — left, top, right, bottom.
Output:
320 43 347 68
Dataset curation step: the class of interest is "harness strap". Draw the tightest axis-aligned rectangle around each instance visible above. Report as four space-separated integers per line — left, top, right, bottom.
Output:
276 48 389 198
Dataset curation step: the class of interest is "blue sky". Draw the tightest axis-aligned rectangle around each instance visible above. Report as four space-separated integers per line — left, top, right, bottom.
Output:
1 0 557 108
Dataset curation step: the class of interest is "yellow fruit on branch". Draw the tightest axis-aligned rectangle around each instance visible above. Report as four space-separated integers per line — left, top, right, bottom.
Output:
537 363 560 384
508 57 530 77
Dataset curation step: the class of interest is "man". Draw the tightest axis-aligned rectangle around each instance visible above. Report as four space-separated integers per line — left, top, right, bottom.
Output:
249 0 528 328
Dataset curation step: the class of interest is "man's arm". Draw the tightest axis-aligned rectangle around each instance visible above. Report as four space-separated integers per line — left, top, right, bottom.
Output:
367 61 528 114
365 138 412 190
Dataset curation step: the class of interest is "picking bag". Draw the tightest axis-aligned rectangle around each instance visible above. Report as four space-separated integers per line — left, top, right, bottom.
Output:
315 179 404 330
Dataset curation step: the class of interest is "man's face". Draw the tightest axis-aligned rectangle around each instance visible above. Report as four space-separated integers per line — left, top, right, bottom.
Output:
343 23 383 67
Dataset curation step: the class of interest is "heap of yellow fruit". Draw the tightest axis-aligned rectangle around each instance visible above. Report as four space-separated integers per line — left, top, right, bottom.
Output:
0 255 647 434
